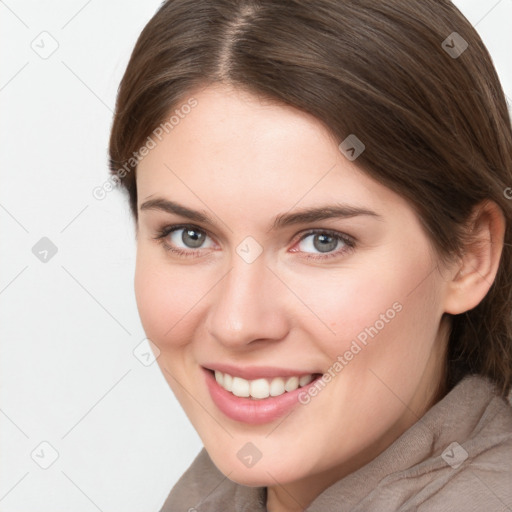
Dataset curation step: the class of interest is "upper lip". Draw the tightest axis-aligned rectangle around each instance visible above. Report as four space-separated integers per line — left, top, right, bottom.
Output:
202 363 320 380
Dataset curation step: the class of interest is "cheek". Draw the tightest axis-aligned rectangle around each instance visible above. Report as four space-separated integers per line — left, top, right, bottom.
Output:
288 267 406 349
134 249 199 348
320 257 443 400
292 251 439 362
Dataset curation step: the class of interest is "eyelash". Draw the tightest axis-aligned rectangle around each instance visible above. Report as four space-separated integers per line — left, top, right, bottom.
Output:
152 224 356 261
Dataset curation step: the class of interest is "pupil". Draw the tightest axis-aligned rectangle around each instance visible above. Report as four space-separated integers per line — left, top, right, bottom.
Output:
183 229 204 248
314 234 337 253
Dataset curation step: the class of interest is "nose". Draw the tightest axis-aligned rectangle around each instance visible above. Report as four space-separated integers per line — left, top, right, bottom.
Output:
205 252 290 350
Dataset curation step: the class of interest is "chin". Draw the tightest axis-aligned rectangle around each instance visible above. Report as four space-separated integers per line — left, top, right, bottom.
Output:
207 448 309 487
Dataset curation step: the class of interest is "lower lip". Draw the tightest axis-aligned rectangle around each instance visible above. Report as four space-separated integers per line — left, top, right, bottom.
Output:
203 367 320 425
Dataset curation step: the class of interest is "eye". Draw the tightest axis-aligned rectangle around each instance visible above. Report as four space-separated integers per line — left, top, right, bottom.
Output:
153 224 356 261
153 224 216 257
292 229 356 260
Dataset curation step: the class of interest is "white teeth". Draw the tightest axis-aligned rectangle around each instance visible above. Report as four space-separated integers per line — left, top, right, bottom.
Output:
250 378 270 399
223 373 233 392
284 376 299 392
269 377 285 397
299 374 313 387
213 370 315 399
231 376 250 397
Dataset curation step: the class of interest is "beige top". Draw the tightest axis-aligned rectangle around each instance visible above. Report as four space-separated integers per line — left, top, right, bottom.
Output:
159 374 512 511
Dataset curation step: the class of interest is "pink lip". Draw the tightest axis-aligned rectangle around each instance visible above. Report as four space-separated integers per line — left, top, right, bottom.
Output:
202 367 321 425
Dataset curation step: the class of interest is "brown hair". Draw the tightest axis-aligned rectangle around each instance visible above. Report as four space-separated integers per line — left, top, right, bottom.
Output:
108 0 512 397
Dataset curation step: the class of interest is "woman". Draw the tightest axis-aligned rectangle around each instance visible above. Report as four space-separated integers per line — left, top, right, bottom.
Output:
108 0 512 510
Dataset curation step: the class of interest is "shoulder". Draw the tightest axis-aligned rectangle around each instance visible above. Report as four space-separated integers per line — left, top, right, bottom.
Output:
158 448 265 511
385 376 512 512
414 384 512 511
158 449 224 511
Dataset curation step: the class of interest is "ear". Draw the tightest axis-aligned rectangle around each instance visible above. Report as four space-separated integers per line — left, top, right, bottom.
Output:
443 200 506 315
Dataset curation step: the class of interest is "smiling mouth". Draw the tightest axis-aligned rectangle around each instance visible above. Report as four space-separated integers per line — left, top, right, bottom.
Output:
207 369 323 400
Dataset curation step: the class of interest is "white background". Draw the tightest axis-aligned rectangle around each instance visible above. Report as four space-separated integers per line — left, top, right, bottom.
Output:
1 1 511 510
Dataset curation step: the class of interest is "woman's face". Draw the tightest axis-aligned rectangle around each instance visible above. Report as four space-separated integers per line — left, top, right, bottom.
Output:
134 83 453 490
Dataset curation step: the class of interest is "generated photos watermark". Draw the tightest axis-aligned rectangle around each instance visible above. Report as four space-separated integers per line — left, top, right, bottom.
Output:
298 301 403 405
92 97 198 200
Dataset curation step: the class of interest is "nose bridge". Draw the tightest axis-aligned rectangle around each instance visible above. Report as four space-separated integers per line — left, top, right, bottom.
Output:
206 252 288 347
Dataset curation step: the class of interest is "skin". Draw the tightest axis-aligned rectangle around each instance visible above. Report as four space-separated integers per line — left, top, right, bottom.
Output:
133 83 505 512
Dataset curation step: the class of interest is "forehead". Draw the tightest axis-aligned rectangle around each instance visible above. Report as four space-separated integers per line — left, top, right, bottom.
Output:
135 84 406 220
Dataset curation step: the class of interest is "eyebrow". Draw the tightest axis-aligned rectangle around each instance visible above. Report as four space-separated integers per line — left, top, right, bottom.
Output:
140 197 382 231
